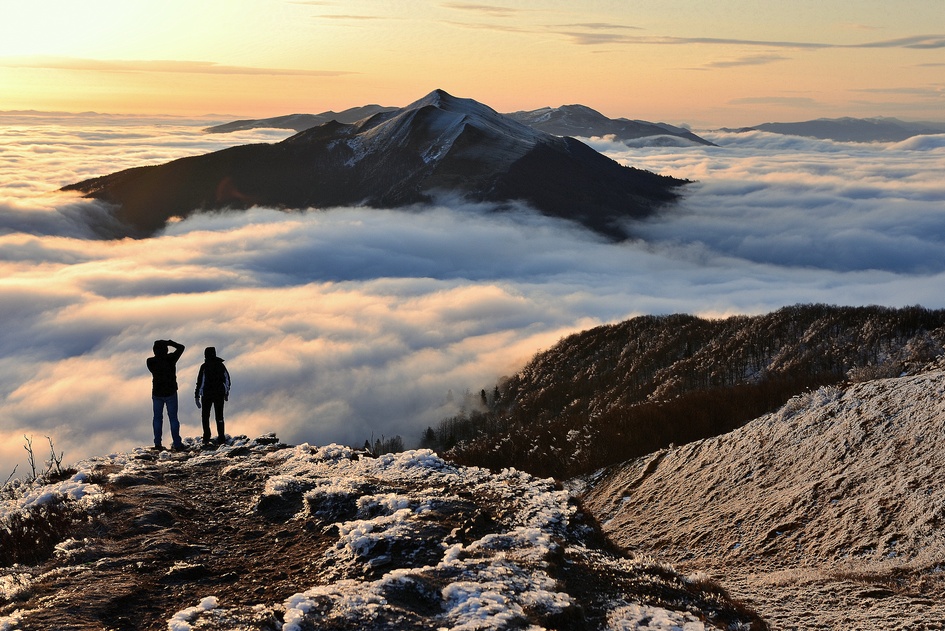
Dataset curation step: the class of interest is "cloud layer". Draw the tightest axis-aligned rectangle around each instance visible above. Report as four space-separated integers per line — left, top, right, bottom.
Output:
2 117 944 476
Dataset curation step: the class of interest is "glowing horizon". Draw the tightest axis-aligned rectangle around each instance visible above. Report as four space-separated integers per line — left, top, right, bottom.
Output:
1 1 943 127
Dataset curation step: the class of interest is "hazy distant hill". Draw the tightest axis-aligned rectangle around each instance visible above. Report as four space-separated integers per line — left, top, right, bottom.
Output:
725 117 945 143
580 363 945 628
63 89 687 239
438 304 945 478
204 105 397 133
507 104 715 147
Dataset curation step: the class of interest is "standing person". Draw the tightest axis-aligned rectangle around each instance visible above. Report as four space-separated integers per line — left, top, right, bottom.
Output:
147 339 186 451
195 346 231 446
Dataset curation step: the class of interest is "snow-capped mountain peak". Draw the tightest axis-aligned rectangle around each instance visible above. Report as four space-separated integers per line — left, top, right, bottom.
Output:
349 88 546 163
63 90 687 240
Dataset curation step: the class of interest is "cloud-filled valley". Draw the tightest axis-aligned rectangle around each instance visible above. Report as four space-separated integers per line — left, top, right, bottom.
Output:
2 114 944 475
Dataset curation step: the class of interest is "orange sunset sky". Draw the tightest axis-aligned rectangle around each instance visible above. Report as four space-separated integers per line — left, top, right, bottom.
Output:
1 1 943 127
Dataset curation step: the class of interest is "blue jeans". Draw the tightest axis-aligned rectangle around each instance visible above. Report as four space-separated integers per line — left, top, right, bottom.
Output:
152 394 182 447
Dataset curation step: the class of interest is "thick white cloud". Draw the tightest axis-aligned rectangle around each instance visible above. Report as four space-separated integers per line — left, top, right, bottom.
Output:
585 131 945 273
2 117 945 477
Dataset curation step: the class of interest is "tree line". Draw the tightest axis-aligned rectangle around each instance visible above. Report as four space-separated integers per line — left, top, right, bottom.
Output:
424 304 945 478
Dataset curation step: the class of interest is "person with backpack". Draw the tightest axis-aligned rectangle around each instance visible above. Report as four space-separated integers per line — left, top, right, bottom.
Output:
147 339 186 451
194 346 231 446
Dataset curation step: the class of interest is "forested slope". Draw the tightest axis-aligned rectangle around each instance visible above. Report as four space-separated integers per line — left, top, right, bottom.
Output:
433 305 945 478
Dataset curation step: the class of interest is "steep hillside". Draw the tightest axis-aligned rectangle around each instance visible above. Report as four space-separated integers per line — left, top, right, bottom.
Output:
441 305 945 478
1 436 765 630
579 364 945 630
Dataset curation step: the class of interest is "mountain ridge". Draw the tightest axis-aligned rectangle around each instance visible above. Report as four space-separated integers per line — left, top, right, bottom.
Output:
204 105 397 134
506 105 714 147
62 89 687 240
204 100 713 146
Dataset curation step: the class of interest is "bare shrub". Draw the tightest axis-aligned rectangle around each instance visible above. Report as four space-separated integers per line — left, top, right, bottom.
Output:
0 501 89 567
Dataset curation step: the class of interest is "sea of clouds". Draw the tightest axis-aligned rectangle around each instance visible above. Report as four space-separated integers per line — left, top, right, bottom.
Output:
2 112 944 475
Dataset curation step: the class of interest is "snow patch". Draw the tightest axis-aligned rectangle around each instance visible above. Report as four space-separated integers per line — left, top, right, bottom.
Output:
167 595 219 631
608 603 706 630
0 472 104 523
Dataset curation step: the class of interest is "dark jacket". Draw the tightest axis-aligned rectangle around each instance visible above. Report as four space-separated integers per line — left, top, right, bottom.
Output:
147 340 185 397
195 347 231 399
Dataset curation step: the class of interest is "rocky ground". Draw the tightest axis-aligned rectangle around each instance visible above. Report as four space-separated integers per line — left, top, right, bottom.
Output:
1 436 765 630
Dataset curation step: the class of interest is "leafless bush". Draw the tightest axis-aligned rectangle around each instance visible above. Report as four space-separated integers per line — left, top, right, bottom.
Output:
43 435 73 481
2 465 17 488
24 434 37 480
0 501 88 568
847 363 902 383
14 435 73 485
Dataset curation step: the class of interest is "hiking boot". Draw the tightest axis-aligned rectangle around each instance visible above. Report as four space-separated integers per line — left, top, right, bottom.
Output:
152 444 166 451
171 442 187 452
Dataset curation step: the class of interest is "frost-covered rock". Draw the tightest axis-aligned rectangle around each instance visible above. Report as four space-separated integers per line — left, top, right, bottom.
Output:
0 436 763 630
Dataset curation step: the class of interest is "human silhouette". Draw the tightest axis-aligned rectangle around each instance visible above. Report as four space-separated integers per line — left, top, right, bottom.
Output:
147 339 186 450
195 346 231 446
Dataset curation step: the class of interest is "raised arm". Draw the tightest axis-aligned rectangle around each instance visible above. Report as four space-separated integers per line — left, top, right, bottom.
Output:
166 339 185 361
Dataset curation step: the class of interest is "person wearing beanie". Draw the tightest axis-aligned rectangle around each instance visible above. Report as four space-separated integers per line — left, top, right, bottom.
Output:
194 346 231 446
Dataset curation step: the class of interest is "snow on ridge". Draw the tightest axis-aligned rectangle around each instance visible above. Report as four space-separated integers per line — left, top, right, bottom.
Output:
578 369 945 628
399 89 546 149
176 443 725 628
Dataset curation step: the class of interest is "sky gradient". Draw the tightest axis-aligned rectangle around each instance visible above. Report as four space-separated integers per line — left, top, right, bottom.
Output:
1 0 943 126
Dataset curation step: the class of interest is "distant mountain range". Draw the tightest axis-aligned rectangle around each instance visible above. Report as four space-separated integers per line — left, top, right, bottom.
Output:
506 105 714 147
206 103 714 147
723 116 945 143
205 105 396 134
63 90 688 239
